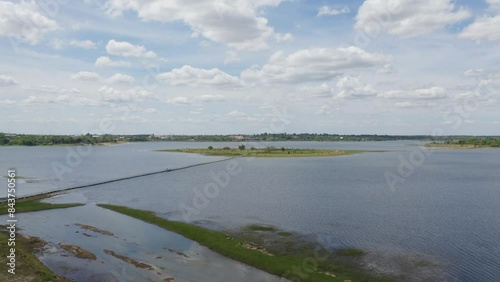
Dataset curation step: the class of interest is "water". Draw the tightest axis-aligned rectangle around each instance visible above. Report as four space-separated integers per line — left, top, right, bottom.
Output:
0 142 227 197
4 205 282 282
1 141 499 281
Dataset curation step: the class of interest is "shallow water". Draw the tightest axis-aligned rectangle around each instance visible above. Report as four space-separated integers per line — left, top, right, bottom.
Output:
2 204 283 282
2 141 500 281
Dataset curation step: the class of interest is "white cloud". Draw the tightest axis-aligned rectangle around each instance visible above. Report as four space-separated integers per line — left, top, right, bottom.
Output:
487 0 500 12
379 86 448 100
317 6 349 17
241 46 389 84
158 65 241 88
199 94 225 102
0 75 18 86
71 71 100 81
317 104 331 115
143 108 159 113
98 86 150 102
50 39 97 50
25 84 61 93
394 101 435 108
224 51 240 64
459 16 500 42
298 83 332 98
70 40 97 49
0 99 16 105
50 39 65 50
0 1 58 44
355 0 470 37
377 64 394 74
105 39 157 58
106 73 135 84
464 69 484 77
335 76 377 99
32 96 100 107
275 33 294 42
166 94 225 105
167 96 192 105
104 0 283 50
226 110 248 118
95 56 131 68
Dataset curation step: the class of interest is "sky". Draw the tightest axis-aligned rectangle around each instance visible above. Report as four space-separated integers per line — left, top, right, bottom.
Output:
0 0 499 135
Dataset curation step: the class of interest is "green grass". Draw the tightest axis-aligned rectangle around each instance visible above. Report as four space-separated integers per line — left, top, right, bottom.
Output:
158 147 368 158
3 175 28 179
277 231 293 237
0 231 68 281
246 224 276 232
0 198 84 214
98 204 393 282
425 143 499 149
336 248 365 257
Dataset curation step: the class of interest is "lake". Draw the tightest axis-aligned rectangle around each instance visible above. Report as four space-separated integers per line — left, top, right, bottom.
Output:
1 141 499 281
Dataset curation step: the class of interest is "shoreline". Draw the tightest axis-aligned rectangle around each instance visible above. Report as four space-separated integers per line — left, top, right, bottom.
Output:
98 204 444 282
424 143 500 149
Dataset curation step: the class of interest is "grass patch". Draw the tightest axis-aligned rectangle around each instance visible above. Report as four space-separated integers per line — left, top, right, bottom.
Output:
0 229 68 281
98 204 393 282
336 248 365 257
277 231 293 237
3 175 27 179
414 259 433 267
0 197 84 215
158 147 369 158
246 224 276 232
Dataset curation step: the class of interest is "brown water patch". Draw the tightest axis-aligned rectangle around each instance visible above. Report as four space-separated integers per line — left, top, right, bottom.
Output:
164 248 190 258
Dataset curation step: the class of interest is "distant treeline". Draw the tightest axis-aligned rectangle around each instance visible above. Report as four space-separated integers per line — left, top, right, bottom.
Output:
1 132 499 146
432 137 500 147
0 133 148 146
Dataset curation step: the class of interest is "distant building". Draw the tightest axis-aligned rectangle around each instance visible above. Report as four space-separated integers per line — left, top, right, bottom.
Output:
231 135 245 141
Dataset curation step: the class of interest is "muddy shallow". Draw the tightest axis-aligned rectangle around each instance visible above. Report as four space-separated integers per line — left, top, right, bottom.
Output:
2 204 284 282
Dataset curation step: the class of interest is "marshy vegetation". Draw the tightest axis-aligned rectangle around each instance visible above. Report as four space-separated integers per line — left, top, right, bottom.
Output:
159 146 366 158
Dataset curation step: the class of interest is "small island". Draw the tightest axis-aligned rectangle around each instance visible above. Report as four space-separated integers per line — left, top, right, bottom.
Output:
158 145 366 158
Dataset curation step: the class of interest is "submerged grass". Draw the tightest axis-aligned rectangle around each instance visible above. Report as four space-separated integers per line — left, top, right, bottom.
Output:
246 224 276 232
98 204 393 282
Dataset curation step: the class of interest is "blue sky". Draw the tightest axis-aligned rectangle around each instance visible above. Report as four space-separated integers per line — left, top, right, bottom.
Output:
0 0 499 135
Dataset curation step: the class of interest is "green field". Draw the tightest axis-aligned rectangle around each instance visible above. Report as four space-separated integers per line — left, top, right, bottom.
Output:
158 147 367 158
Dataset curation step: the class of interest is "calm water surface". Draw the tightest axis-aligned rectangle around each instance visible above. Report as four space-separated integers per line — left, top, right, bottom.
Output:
2 141 499 281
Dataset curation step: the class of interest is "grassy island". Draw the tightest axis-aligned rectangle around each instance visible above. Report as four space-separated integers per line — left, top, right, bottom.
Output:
158 146 367 158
